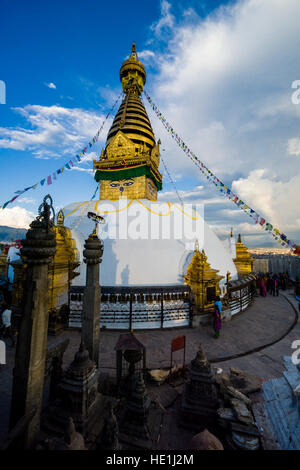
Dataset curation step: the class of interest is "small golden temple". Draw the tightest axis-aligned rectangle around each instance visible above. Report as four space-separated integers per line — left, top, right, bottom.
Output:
233 233 254 276
184 240 224 318
93 43 162 201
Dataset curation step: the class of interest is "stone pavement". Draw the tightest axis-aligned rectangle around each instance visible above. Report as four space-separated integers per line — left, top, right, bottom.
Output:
63 290 299 378
0 289 299 447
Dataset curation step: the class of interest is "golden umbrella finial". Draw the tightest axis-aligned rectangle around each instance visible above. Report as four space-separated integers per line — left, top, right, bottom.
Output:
130 42 138 60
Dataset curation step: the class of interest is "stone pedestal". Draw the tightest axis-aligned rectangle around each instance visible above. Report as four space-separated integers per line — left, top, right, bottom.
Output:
180 345 219 431
191 306 212 327
37 417 87 450
82 233 103 367
9 195 56 448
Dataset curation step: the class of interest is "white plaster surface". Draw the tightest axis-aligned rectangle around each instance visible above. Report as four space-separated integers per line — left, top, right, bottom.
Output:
63 199 238 286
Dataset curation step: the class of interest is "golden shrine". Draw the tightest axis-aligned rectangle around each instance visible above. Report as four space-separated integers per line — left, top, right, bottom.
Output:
47 210 80 334
184 241 224 319
233 233 254 277
10 210 79 336
93 43 162 201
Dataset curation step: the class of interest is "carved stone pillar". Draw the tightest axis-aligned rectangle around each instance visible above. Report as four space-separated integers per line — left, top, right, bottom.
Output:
9 195 56 448
10 259 26 337
82 233 103 367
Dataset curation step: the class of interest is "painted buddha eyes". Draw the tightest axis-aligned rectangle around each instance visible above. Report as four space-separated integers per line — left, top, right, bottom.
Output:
109 179 134 189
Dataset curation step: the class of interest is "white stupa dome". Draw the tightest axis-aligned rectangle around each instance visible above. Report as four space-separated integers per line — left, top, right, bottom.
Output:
63 198 237 287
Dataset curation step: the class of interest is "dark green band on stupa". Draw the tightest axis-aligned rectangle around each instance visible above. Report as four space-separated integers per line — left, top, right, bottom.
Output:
94 165 162 191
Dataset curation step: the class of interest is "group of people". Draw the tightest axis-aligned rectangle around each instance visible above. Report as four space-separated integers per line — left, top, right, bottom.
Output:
254 272 289 297
0 302 15 347
212 271 293 339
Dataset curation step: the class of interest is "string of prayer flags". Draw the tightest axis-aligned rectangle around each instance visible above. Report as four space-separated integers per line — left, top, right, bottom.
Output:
0 91 124 210
144 89 299 252
90 185 99 201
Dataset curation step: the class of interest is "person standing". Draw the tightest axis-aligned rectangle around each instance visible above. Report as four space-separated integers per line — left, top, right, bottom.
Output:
266 273 271 293
213 296 222 339
274 275 280 296
1 303 15 347
260 278 267 297
270 277 275 296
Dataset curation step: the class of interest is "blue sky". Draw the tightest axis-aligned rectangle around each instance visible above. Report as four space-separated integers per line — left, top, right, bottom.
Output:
0 0 300 248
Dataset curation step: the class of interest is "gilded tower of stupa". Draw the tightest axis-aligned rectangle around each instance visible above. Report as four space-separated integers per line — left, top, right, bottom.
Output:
93 43 162 201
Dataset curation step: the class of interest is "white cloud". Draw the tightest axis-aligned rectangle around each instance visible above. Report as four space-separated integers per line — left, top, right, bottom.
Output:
0 105 110 159
150 0 175 38
45 82 56 89
231 169 300 234
287 137 300 156
70 166 93 174
18 197 36 204
138 50 156 65
0 206 35 228
145 0 300 246
138 50 155 60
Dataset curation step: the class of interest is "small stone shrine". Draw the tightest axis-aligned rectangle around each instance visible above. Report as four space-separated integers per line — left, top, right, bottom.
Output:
119 370 152 448
43 342 105 440
180 344 219 430
115 332 146 396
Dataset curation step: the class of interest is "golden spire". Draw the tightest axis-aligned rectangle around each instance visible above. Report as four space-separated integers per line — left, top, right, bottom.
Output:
119 42 146 95
129 42 138 60
93 44 162 201
105 43 155 150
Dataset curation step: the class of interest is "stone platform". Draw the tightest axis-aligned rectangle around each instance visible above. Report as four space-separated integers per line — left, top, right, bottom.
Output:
64 291 298 377
0 290 299 448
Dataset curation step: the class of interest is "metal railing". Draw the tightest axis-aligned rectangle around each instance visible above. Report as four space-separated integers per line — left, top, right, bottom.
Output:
69 285 191 330
227 277 256 316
